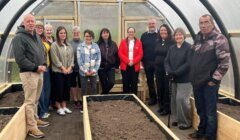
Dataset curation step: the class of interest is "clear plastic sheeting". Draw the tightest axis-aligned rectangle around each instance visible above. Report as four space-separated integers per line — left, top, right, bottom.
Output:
0 0 27 33
170 0 210 32
149 0 188 31
79 2 119 42
209 0 240 31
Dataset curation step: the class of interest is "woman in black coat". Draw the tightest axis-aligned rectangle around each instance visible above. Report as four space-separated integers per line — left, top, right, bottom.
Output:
154 24 175 116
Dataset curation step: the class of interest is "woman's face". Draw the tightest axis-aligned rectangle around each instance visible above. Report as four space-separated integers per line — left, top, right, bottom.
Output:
35 25 44 36
58 29 66 41
127 28 135 39
45 26 53 38
101 31 109 40
174 32 184 44
84 32 92 44
159 26 168 40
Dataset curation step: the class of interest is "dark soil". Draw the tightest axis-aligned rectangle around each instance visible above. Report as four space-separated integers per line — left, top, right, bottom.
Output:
0 114 13 132
88 100 167 140
217 103 240 121
0 91 24 107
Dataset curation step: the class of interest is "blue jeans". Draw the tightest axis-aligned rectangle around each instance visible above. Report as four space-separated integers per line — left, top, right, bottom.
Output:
193 84 219 138
38 68 51 118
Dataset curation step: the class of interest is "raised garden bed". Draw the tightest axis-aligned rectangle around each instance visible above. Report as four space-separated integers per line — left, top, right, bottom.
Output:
83 94 179 140
190 96 240 140
0 83 26 140
0 91 24 107
0 106 26 140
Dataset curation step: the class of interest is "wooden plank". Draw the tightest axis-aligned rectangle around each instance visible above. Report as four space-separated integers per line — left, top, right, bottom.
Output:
0 104 27 140
83 96 92 140
190 97 240 140
0 83 12 95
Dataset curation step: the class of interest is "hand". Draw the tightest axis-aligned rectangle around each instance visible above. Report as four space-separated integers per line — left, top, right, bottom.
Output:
89 71 96 75
85 71 91 76
167 73 175 81
67 67 72 74
128 61 133 66
208 81 216 86
37 66 46 73
115 69 119 73
60 66 68 74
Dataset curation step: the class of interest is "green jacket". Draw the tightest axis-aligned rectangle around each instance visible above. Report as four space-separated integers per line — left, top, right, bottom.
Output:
12 26 45 72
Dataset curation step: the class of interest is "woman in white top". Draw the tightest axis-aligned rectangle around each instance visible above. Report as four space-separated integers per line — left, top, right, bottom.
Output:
118 27 143 94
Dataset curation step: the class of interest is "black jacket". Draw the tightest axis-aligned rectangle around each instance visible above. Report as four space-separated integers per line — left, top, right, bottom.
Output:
154 39 175 70
12 26 45 72
164 41 192 83
98 41 119 69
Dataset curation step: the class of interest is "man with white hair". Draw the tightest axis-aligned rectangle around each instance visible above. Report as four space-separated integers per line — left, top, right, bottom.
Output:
12 14 49 139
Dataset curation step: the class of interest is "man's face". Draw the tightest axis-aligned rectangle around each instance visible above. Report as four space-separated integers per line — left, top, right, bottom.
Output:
199 16 214 36
73 30 80 39
23 15 35 33
148 19 156 32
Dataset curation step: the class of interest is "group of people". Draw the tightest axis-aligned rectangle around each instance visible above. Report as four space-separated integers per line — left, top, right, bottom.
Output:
13 13 230 140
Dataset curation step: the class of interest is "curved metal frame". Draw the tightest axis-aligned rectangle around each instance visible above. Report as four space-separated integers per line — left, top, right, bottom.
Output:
0 0 37 54
163 0 196 40
147 1 175 30
0 0 10 12
200 0 240 99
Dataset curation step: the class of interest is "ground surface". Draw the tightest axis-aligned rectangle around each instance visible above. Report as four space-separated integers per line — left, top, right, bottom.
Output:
0 114 13 132
88 100 166 140
26 102 84 140
0 91 24 107
0 91 234 140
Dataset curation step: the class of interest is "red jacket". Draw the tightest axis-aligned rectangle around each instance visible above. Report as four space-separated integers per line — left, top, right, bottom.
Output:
118 38 143 72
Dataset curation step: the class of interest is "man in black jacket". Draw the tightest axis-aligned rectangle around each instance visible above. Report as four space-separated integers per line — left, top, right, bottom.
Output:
12 14 49 139
141 18 158 105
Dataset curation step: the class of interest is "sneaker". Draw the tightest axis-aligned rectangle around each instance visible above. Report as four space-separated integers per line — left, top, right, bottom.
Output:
37 119 50 128
41 113 50 119
57 108 66 116
63 107 72 114
79 105 83 113
188 131 205 139
28 128 45 138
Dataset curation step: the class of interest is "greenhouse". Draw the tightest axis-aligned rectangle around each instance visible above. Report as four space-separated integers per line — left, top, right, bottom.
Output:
0 0 239 140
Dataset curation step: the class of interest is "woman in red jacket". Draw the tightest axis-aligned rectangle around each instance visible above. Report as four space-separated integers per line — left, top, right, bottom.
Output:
118 27 143 95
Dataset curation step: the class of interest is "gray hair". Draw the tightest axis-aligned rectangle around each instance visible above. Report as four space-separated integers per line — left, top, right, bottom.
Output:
73 26 80 32
173 27 186 39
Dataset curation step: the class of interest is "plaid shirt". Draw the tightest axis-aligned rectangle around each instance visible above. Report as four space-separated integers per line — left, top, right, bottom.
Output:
77 41 101 76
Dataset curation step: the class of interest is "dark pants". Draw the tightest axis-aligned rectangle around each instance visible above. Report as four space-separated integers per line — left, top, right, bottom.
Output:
38 68 51 118
193 84 219 139
70 71 81 88
98 68 115 94
121 66 139 94
143 61 156 101
80 75 97 95
52 72 71 102
155 69 170 112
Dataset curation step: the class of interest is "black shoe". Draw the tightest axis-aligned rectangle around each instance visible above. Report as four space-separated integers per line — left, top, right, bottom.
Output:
159 110 170 116
148 99 157 106
188 131 204 139
179 125 192 130
171 122 178 126
157 108 164 113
